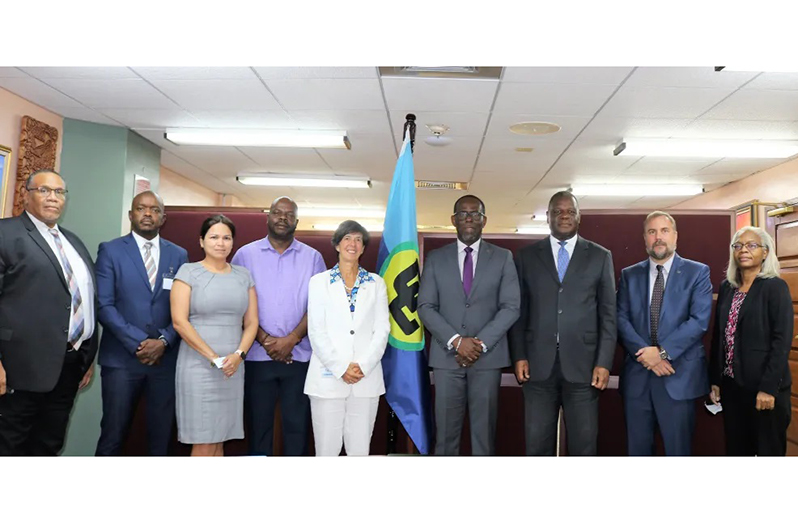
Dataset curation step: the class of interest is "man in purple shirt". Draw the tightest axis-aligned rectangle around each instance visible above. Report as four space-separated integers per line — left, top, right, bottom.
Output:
232 197 326 456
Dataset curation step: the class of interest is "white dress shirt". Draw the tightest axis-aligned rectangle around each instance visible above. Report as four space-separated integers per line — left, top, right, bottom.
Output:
648 253 676 305
26 211 95 350
132 230 160 278
448 238 486 353
549 234 578 272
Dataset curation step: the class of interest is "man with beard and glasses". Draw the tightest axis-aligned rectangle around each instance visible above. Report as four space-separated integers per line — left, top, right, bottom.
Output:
231 197 325 456
616 211 712 455
509 191 616 456
95 191 188 455
418 195 520 455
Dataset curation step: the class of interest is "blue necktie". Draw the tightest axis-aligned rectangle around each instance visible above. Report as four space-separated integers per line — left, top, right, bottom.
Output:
557 240 570 282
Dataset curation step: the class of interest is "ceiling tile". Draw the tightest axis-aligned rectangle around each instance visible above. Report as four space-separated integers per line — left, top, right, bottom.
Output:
266 79 384 111
701 89 798 121
51 107 123 126
621 158 719 176
291 110 389 134
599 85 735 119
148 79 282 111
624 67 757 88
382 78 499 113
253 67 378 79
101 108 202 128
42 78 176 109
170 146 260 177
0 67 28 78
494 83 618 116
237 147 334 173
132 67 257 80
390 111 490 138
0 77 84 108
502 67 633 84
187 110 295 129
579 115 693 141
741 72 798 90
19 67 138 79
672 119 798 139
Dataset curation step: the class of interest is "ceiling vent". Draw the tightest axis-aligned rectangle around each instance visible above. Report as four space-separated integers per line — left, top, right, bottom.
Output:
415 180 469 191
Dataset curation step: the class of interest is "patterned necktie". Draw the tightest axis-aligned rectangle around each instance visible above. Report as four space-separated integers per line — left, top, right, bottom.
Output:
49 229 85 346
650 265 665 345
463 246 474 296
557 240 570 282
144 242 156 290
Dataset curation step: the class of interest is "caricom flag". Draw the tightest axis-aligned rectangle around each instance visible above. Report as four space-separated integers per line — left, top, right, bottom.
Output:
377 130 433 455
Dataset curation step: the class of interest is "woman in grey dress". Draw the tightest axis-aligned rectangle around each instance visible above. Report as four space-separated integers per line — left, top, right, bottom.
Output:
170 215 259 456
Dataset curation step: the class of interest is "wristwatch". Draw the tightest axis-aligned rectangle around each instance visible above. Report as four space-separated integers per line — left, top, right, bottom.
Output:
235 349 247 361
658 346 670 360
158 335 169 348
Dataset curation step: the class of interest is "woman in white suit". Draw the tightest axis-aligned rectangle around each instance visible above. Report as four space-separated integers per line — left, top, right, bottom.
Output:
305 220 390 456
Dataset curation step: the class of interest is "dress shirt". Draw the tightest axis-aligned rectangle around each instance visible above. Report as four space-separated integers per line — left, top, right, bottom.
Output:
231 237 326 362
447 238 486 353
131 230 160 278
648 253 675 305
26 211 95 350
549 234 578 273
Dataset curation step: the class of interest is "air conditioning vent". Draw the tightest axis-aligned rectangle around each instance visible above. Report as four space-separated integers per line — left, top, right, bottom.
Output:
415 180 469 191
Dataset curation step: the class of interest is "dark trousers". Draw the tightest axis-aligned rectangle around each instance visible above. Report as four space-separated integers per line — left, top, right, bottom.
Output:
523 353 599 456
244 360 310 456
95 362 175 456
433 367 501 456
0 350 84 456
721 376 791 456
623 376 696 456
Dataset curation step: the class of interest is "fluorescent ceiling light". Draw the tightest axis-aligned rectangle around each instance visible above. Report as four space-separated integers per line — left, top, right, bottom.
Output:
716 66 798 73
516 226 551 235
572 184 703 197
299 207 385 219
165 129 350 149
614 139 798 159
237 174 370 189
312 222 384 232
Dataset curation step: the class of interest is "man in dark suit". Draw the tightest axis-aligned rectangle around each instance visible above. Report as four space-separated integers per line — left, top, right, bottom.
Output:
510 191 616 456
0 169 97 456
418 194 520 455
94 191 188 456
617 212 712 455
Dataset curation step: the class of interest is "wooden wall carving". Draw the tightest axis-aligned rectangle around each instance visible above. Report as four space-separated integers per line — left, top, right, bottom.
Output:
13 116 59 216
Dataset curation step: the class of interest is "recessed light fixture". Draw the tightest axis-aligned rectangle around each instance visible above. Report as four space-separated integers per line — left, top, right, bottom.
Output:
237 174 370 189
509 121 561 136
614 139 798 159
165 129 351 149
571 184 704 197
515 147 534 153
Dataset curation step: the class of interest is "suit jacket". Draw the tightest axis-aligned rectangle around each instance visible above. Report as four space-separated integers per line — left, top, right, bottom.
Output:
510 236 616 383
418 241 520 370
709 277 793 396
0 213 98 392
305 269 390 399
96 233 188 370
617 254 712 401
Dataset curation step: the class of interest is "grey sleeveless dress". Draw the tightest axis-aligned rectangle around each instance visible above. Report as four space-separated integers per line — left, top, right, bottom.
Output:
174 262 254 444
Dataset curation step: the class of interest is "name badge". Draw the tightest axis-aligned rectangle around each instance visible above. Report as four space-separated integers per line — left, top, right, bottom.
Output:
162 266 176 290
321 367 334 378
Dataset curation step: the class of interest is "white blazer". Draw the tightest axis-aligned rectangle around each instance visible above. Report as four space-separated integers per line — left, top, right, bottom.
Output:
304 269 390 399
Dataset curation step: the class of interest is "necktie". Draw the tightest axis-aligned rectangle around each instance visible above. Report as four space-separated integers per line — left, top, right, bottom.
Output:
50 229 85 346
144 242 156 290
463 246 474 296
650 265 665 345
557 241 570 282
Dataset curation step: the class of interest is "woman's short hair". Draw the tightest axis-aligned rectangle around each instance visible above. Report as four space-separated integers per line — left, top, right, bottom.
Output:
331 220 370 249
200 214 236 239
726 226 780 287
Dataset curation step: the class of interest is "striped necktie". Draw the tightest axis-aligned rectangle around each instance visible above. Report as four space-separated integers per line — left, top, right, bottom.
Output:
49 229 85 346
144 242 156 290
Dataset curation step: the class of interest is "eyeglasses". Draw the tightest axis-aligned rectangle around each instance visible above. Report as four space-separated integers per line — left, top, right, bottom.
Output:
28 186 68 198
731 242 764 252
452 211 486 222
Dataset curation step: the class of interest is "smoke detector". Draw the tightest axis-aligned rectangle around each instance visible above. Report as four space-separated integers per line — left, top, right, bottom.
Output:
424 124 453 146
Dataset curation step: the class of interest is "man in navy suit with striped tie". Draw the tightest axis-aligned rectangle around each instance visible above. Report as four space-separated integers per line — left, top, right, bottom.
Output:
617 211 712 455
95 191 188 455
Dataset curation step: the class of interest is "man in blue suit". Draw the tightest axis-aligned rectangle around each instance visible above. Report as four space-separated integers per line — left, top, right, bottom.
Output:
617 211 712 456
95 191 188 456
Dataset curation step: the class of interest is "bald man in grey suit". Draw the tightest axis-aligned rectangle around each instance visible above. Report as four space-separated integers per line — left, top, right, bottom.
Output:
419 195 520 456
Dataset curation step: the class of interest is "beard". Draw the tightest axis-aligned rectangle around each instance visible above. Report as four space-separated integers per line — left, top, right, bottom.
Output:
647 242 675 260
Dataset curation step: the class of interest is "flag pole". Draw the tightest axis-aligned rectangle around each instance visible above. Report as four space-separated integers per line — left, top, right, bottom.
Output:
386 113 417 455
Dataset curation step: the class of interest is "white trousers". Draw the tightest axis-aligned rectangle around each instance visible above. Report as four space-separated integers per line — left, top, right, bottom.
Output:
309 393 379 456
